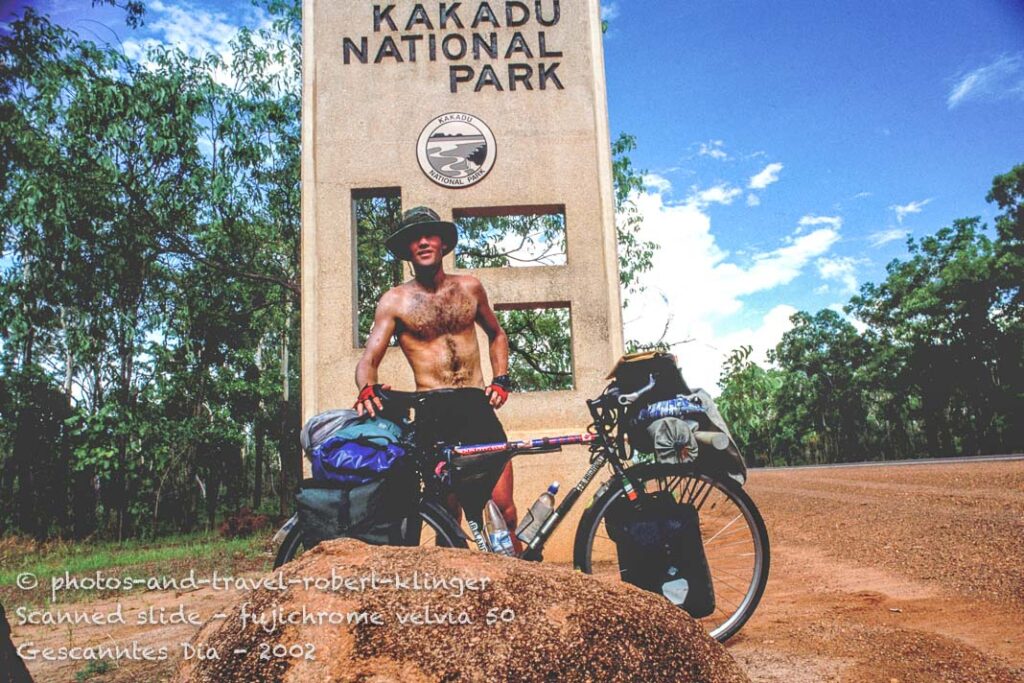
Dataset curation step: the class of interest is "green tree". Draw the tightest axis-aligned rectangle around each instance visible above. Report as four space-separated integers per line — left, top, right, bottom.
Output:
717 346 782 466
849 217 1013 456
770 310 872 464
719 165 1023 466
1 5 305 538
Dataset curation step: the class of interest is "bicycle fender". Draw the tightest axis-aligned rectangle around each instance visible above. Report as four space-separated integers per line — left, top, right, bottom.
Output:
419 498 470 543
585 478 615 510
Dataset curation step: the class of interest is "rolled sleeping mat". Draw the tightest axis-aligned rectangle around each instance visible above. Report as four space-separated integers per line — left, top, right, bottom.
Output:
694 430 731 451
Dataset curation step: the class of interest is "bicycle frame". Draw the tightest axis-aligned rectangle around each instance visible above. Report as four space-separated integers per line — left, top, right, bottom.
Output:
439 393 638 560
443 433 603 556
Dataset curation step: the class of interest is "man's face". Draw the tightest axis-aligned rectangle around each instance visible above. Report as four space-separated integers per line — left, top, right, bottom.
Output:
408 232 445 268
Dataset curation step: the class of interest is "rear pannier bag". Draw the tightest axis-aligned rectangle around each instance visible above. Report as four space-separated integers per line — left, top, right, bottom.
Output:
604 491 716 618
298 413 415 548
295 464 416 548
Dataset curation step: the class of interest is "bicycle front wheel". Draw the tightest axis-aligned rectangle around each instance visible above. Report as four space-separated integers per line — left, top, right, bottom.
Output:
573 463 769 643
273 501 468 568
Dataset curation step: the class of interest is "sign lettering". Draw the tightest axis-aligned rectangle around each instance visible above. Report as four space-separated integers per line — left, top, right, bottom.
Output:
341 2 565 93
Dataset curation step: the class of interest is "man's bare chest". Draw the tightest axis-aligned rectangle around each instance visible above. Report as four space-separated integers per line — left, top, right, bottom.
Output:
398 285 477 340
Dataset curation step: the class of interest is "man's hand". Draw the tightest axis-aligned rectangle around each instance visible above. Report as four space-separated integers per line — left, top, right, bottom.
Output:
355 383 391 417
485 375 512 409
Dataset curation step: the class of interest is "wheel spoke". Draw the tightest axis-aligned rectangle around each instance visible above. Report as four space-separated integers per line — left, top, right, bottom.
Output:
706 574 749 596
704 513 742 544
580 465 769 644
705 538 755 550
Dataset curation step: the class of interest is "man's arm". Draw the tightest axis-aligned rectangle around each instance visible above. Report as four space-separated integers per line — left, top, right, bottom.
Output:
469 277 510 408
354 292 398 416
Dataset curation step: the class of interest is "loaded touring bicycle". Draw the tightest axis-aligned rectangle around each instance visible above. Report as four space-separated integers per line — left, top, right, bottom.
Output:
273 352 769 642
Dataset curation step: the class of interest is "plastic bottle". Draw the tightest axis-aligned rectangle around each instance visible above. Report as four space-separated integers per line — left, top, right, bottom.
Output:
515 482 560 546
483 500 516 556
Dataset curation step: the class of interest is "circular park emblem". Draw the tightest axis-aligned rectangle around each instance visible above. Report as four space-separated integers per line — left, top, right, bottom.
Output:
416 113 496 188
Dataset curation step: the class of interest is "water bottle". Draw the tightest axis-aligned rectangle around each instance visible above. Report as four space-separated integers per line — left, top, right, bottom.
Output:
515 482 559 546
483 500 516 556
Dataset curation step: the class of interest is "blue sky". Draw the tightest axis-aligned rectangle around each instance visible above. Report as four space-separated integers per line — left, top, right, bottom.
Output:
604 0 1023 386
6 0 1024 388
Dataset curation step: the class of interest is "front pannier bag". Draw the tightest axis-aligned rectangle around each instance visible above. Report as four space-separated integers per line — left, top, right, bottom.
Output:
604 491 716 619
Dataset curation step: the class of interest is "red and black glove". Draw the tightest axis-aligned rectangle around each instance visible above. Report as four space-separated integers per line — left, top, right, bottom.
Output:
355 383 389 416
485 374 512 408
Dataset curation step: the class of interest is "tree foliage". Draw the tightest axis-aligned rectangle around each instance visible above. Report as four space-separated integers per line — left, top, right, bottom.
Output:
0 1 654 538
719 168 1024 465
0 5 301 538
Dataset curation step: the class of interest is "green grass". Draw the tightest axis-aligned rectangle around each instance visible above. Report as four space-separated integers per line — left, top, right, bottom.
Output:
0 531 275 606
75 659 113 681
0 534 259 583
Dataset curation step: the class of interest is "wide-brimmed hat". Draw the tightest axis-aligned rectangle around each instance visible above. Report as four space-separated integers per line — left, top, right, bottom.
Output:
385 206 458 261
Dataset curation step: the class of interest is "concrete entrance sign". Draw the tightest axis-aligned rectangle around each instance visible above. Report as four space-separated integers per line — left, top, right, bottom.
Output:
301 0 624 439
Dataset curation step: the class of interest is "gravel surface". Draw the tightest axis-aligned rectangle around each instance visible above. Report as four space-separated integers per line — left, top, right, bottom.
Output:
730 459 1024 682
749 460 1024 606
179 539 749 683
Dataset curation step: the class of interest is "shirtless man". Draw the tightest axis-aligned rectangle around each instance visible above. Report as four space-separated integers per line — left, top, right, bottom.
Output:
354 206 519 548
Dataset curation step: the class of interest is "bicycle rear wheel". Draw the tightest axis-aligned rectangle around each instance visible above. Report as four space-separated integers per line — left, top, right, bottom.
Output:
573 463 769 643
273 501 467 568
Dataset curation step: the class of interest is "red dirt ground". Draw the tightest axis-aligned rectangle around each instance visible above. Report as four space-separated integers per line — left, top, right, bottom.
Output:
7 459 1023 682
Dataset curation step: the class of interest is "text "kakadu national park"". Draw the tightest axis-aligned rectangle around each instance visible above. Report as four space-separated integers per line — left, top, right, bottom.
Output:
340 2 567 93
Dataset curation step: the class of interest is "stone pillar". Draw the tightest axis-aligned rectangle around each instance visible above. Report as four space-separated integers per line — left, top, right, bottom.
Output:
302 0 622 436
302 0 624 560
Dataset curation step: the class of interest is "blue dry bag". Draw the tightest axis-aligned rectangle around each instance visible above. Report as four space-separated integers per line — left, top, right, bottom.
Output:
311 416 406 485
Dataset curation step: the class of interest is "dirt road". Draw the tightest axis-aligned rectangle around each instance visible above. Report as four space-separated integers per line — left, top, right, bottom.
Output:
9 460 1024 682
731 460 1024 682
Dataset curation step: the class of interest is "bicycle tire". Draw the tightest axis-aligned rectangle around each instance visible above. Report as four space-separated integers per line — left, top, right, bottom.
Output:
273 501 468 568
573 463 770 643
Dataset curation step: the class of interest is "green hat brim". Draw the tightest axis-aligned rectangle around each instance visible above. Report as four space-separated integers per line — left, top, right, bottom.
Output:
385 221 458 261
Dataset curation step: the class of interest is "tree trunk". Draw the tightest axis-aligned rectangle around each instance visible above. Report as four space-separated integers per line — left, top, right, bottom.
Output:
254 415 265 509
278 324 291 517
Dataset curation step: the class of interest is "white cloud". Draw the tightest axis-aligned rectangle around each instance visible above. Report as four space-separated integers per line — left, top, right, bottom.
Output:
815 256 861 295
683 304 799 389
643 173 673 194
798 215 842 232
148 0 242 54
686 183 742 207
947 53 1024 109
623 186 840 390
728 305 800 365
890 198 932 224
122 1 273 85
748 162 783 190
746 194 761 207
600 2 620 21
697 140 729 160
869 228 909 247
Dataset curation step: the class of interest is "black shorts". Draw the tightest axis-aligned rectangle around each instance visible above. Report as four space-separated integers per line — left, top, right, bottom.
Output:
413 388 507 449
